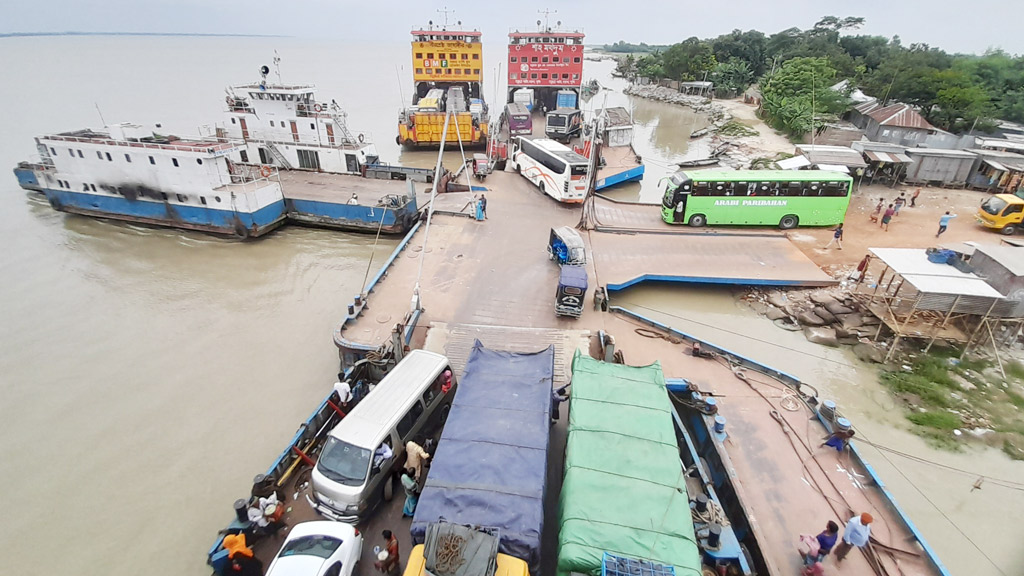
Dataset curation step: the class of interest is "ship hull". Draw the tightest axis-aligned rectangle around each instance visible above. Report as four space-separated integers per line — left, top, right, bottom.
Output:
40 188 287 238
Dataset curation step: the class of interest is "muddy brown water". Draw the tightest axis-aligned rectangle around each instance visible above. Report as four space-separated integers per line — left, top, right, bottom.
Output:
0 36 1019 576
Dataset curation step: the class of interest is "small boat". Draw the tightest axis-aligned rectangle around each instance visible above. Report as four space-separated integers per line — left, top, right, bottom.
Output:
676 157 720 168
689 127 710 139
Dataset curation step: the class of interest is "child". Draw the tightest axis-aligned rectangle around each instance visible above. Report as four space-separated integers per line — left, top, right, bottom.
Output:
824 223 844 250
869 198 883 223
880 204 895 231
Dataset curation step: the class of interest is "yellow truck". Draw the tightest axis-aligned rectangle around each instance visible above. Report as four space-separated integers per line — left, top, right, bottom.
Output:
403 544 530 576
977 193 1024 235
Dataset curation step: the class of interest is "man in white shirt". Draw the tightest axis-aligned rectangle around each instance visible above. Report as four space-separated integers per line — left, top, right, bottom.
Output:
373 443 393 468
835 512 873 562
333 380 353 408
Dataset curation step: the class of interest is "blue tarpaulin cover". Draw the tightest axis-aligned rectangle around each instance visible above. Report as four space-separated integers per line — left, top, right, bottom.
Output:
560 265 589 289
411 341 555 576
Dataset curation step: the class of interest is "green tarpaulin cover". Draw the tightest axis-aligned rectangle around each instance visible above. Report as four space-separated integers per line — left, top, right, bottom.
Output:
556 352 702 576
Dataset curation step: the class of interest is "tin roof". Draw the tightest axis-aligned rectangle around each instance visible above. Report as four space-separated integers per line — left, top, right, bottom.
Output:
975 245 1024 277
856 102 935 130
599 107 632 128
794 145 868 168
905 148 978 158
864 150 912 163
869 248 1005 299
967 149 1024 171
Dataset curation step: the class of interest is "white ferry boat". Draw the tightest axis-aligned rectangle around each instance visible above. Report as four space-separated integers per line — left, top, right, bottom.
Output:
220 66 379 175
16 123 286 238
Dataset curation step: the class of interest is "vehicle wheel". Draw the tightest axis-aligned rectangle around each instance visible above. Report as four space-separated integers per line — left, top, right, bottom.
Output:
515 164 521 174
1001 225 1016 235
688 214 706 227
440 403 451 424
539 182 546 194
382 472 395 502
779 215 799 229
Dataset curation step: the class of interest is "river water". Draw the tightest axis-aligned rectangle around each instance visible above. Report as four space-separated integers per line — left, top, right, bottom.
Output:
0 36 1020 576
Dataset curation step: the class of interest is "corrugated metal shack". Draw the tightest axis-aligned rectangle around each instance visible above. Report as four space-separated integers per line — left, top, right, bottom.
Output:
903 148 977 187
971 245 1024 316
856 248 1011 360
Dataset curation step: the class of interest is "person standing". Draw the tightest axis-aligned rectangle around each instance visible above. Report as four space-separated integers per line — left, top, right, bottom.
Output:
551 383 571 424
824 223 844 250
869 197 884 223
911 187 921 207
893 192 906 215
375 530 401 576
333 380 353 409
814 521 840 564
404 440 430 482
479 193 487 219
880 204 895 231
834 513 873 563
936 211 958 237
400 469 419 517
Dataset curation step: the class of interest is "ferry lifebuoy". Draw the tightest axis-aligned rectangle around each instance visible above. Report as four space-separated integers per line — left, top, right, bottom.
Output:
571 46 578 52
314 104 323 113
260 165 273 178
515 45 521 51
358 133 365 143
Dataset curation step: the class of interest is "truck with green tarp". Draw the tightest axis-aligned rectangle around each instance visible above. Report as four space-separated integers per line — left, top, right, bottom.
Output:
556 351 702 576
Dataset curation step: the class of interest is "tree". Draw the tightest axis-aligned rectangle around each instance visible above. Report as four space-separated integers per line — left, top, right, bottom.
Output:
661 38 717 81
760 57 846 137
712 58 754 97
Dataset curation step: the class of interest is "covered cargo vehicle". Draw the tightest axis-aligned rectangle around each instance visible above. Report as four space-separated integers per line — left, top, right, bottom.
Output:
411 341 555 576
557 352 702 576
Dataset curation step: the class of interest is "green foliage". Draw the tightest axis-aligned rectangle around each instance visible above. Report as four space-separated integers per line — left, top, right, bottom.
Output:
879 370 951 408
1007 360 1024 381
759 57 846 137
907 410 961 430
626 16 1024 131
603 41 665 54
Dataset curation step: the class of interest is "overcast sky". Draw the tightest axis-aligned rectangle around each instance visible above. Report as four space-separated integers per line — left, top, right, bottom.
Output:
3 0 1022 56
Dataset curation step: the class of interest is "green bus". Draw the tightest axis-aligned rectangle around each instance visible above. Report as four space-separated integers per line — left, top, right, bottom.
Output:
661 169 854 229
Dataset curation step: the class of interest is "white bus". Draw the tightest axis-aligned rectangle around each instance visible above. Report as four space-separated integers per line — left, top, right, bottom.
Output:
513 137 590 203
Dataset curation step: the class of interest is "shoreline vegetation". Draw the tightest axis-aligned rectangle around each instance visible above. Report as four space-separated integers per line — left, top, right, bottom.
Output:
0 32 285 38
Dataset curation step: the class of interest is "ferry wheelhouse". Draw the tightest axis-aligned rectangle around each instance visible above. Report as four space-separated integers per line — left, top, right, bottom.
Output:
222 69 379 175
398 20 489 148
507 21 584 112
18 123 286 237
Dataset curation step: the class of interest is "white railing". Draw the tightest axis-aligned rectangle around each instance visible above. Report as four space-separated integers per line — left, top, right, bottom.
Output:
42 134 236 155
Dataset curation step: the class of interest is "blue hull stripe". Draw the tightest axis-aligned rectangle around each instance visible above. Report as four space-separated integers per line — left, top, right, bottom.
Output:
42 189 286 236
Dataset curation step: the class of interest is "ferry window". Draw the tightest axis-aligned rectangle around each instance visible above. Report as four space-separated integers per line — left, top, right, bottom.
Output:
105 152 112 162
90 184 96 192
196 158 203 165
415 52 422 59
461 53 468 60
68 149 74 157
531 56 538 63
270 121 275 127
446 69 453 75
510 73 518 79
562 74 569 79
449 53 457 60
176 194 186 202
200 197 207 205
531 73 538 79
97 151 103 160
77 150 84 158
427 53 433 59
455 69 462 75
149 156 155 165
172 158 179 167
424 69 432 74
161 193 168 200
542 57 549 63
215 196 222 203
416 68 423 74
542 73 549 79
310 123 315 130
572 73 580 80
49 147 55 155
574 57 581 63
473 69 480 75
231 118 236 124
239 150 248 163
124 154 132 163
510 57 517 63
473 53 479 59
83 183 89 191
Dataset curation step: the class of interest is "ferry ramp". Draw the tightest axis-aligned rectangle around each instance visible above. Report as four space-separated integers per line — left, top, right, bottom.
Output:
590 230 835 290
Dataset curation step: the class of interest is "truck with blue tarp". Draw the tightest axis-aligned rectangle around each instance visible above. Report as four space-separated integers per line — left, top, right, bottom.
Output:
410 341 555 576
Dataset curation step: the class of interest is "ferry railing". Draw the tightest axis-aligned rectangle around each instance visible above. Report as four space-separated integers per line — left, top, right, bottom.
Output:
40 133 236 155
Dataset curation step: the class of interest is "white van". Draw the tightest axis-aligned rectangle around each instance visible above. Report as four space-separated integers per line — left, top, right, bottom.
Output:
309 350 455 523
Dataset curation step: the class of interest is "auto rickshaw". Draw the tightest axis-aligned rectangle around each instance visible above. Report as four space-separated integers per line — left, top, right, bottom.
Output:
555 265 588 318
547 226 587 266
472 153 491 181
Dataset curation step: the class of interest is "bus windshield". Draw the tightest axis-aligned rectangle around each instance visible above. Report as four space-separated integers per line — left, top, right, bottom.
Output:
547 115 567 127
317 438 370 486
982 196 1009 216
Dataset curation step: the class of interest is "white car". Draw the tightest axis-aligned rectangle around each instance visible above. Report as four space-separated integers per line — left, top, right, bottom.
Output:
265 521 364 576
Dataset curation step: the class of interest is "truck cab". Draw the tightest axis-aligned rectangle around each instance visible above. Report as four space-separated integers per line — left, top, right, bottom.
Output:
978 194 1024 235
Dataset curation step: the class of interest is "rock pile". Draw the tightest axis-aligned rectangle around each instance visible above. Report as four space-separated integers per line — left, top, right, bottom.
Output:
742 287 887 362
623 84 729 123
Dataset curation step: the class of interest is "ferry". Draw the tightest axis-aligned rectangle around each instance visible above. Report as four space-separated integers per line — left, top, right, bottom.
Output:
397 15 489 148
221 65 380 175
506 15 585 111
14 123 286 238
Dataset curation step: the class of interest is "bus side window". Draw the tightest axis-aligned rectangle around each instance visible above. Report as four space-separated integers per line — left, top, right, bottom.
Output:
807 182 821 196
757 183 773 196
823 182 841 196
712 181 728 196
694 182 709 196
735 182 750 196
787 182 803 196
